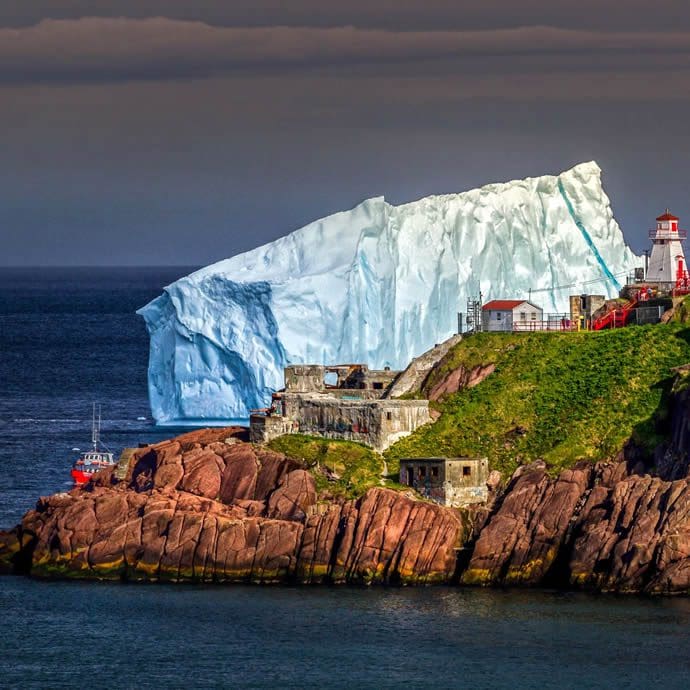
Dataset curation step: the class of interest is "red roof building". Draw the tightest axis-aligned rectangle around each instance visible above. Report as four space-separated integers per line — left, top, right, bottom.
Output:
481 299 529 311
481 299 543 332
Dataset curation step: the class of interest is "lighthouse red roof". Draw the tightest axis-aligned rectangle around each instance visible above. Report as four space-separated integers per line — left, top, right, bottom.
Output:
657 210 679 221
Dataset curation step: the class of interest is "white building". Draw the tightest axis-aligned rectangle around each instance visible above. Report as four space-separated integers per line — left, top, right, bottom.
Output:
481 300 544 332
647 210 687 287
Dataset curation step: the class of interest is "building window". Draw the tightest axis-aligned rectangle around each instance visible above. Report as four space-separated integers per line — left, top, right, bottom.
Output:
520 312 526 321
373 382 383 390
419 467 426 478
463 466 472 477
386 412 392 421
407 468 414 485
323 371 338 387
531 312 537 320
496 312 502 320
431 466 439 478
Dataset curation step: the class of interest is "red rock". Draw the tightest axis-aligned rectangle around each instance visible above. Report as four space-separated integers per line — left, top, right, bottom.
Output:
0 430 499 586
486 470 502 493
331 488 464 584
179 449 224 499
150 442 184 489
462 463 592 586
266 470 316 521
296 504 344 583
568 474 690 593
254 450 301 500
218 445 259 502
234 499 266 516
426 363 496 401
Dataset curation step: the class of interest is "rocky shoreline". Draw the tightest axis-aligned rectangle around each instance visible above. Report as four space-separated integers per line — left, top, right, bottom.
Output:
463 458 690 593
0 428 467 585
3 381 690 593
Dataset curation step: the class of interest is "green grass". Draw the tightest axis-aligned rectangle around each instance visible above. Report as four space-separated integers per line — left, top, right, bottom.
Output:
270 321 690 495
385 324 690 477
268 435 395 499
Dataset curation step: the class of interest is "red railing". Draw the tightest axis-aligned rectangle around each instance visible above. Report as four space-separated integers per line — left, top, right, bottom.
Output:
592 299 638 330
673 272 690 297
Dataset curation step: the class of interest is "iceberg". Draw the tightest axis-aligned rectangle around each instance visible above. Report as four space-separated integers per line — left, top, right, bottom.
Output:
138 161 641 424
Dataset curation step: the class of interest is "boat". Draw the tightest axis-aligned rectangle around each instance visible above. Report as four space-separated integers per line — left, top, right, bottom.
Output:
70 404 116 486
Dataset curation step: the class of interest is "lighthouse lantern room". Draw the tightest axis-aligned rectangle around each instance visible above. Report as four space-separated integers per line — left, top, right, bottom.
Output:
646 209 688 288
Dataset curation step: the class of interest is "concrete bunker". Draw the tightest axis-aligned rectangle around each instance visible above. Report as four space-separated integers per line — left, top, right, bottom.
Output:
399 457 489 506
250 363 430 452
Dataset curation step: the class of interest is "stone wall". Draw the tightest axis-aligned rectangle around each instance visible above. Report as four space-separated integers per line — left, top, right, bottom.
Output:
358 368 398 391
284 365 325 393
252 394 430 451
292 397 430 452
323 390 382 401
284 364 400 396
249 415 297 444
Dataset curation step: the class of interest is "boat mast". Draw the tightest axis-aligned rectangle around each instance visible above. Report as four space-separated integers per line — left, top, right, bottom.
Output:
91 402 100 452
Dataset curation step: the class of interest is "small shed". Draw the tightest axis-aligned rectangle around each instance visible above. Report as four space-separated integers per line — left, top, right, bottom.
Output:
399 457 489 506
481 299 543 332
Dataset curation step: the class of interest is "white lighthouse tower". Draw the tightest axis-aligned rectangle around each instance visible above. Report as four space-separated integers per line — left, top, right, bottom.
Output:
646 209 687 287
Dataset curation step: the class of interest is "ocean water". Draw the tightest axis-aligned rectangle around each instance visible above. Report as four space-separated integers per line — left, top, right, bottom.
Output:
0 266 196 526
2 267 690 690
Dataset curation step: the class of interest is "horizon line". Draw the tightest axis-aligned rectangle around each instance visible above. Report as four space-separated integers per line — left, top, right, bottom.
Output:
0 264 202 269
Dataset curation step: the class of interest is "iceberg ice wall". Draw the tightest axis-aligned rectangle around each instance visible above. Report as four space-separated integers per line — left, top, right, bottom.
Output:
138 161 641 423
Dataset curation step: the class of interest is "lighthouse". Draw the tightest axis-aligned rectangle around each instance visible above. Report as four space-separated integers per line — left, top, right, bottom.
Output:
646 209 687 287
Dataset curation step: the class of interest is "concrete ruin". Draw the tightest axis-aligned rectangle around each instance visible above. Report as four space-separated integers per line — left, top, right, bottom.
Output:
569 294 606 330
399 457 489 506
284 364 398 394
250 364 430 452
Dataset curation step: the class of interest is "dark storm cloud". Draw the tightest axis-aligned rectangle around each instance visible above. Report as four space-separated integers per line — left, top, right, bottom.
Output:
5 18 690 86
2 1 690 31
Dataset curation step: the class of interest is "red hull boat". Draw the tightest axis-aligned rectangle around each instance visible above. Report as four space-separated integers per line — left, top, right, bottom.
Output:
70 404 115 486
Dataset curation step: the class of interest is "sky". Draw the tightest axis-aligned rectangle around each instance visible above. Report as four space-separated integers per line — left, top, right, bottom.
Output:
2 1 690 265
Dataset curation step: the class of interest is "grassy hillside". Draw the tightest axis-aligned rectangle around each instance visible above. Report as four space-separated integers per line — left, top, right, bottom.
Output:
267 435 400 499
385 324 690 477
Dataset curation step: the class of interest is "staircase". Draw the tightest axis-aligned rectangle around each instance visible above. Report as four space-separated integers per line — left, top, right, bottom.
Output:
592 300 637 330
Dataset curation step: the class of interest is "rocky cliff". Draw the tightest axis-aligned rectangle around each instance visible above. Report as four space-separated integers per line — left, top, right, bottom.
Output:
0 429 465 584
4 361 690 592
462 459 690 593
458 366 690 594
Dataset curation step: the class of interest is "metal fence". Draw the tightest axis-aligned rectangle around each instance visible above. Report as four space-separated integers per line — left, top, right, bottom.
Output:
631 305 664 325
512 318 576 332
